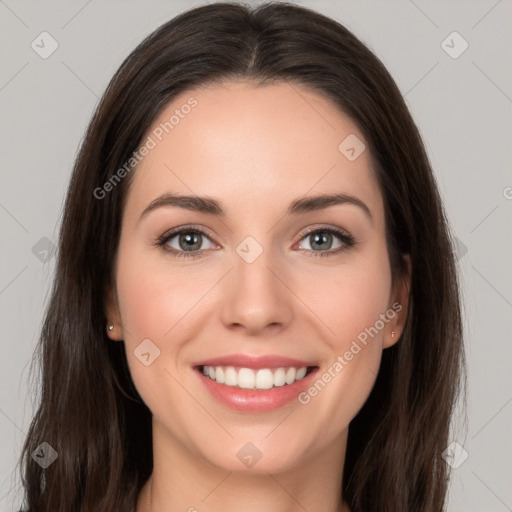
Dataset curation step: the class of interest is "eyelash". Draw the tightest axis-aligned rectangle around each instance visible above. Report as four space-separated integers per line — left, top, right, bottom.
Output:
155 224 357 260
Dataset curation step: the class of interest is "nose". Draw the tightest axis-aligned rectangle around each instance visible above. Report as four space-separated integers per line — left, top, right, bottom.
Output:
219 245 294 336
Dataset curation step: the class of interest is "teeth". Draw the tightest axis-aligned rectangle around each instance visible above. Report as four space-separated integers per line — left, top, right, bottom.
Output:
296 367 307 380
273 368 286 387
200 365 310 390
255 369 273 389
238 368 255 389
285 367 296 385
225 367 237 386
215 366 225 384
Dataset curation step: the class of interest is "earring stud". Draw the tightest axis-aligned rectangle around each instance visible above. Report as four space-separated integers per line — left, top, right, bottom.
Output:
108 324 114 332
391 331 395 338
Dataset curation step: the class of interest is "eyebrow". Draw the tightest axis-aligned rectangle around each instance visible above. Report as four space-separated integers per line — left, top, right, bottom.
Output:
139 192 373 224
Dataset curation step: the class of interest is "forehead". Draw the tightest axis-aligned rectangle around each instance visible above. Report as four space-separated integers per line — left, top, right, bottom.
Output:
124 80 384 229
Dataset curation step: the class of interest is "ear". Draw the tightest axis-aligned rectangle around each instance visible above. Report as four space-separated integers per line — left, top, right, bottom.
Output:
383 253 411 349
104 286 124 341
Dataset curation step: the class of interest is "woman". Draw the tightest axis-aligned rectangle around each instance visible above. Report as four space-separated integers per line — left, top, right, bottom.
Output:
19 2 465 511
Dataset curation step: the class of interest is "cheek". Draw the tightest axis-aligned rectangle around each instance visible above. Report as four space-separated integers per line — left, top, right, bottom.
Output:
113 241 225 397
114 246 182 366
113 251 202 425
331 277 390 349
297 255 392 352
115 244 205 343
293 254 393 424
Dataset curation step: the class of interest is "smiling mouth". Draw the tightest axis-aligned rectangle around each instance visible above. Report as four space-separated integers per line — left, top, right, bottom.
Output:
196 365 318 391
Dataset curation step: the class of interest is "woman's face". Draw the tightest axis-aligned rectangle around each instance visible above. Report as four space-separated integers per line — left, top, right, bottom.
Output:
106 80 409 474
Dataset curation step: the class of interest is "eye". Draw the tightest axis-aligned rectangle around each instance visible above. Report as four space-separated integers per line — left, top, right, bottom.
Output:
155 225 356 259
296 227 355 257
156 226 217 259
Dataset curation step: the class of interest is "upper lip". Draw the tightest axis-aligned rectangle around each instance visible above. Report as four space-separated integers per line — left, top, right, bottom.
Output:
193 354 317 370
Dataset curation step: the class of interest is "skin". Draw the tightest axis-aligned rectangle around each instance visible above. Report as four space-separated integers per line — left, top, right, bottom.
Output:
105 80 411 512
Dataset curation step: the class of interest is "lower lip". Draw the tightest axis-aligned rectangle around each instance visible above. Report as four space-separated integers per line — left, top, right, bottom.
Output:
195 367 318 413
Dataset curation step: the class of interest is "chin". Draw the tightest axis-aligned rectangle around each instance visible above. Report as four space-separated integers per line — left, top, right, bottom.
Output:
193 434 312 475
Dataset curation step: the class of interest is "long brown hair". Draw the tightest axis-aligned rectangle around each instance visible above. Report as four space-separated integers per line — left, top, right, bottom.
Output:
19 2 466 511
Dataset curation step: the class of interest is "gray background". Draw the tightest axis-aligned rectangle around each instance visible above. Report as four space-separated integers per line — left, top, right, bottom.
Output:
1 0 511 510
